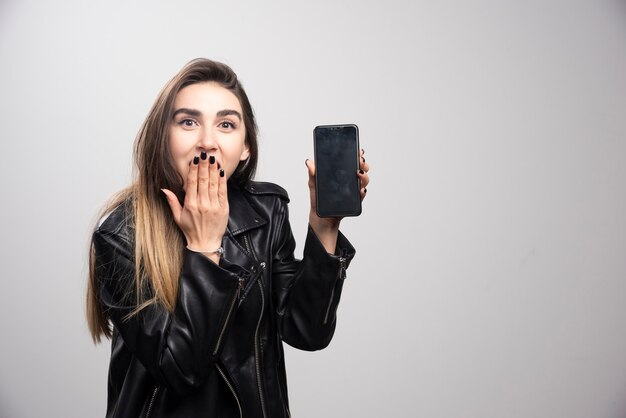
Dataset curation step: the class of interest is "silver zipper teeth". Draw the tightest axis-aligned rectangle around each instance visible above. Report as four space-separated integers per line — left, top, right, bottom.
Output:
144 386 159 418
243 232 268 417
255 263 267 418
216 364 242 418
323 257 346 325
243 233 253 256
213 277 244 356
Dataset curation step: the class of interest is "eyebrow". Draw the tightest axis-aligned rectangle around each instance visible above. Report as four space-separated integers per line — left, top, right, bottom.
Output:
172 108 242 121
216 109 242 121
172 108 202 118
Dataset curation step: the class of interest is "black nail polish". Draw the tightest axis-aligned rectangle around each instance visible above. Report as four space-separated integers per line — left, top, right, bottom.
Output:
209 155 215 164
219 169 225 177
364 188 367 194
362 157 366 163
304 159 308 166
359 170 364 175
193 156 200 165
200 151 207 160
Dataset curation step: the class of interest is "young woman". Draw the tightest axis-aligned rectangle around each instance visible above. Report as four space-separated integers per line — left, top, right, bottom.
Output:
87 58 369 417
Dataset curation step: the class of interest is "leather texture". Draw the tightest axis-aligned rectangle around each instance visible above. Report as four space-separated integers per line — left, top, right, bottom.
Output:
93 181 355 418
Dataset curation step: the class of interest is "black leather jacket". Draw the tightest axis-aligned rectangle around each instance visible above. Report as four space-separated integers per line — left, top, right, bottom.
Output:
93 181 355 417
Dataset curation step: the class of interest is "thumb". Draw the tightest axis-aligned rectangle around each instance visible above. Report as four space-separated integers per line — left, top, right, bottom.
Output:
305 159 315 177
161 189 182 222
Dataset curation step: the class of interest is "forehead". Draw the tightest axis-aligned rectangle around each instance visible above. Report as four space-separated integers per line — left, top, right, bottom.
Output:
174 81 242 111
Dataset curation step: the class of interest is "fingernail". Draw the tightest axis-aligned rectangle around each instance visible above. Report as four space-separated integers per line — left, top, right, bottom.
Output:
200 151 207 160
193 156 200 165
304 159 309 166
209 155 215 164
219 169 225 177
361 149 365 155
364 188 367 194
359 170 364 175
362 157 366 163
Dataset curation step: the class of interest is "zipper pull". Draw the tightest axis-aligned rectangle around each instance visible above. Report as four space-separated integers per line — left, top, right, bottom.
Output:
338 256 346 278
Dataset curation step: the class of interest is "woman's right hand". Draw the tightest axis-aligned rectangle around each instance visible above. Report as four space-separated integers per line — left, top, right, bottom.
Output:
161 152 228 262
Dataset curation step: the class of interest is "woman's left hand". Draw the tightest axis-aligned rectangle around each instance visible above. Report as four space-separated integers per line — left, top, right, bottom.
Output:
305 149 370 252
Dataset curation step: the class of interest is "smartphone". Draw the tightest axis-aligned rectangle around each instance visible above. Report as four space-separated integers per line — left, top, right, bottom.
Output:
313 124 362 218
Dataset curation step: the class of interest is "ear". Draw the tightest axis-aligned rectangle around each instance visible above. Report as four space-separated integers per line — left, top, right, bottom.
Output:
240 142 250 161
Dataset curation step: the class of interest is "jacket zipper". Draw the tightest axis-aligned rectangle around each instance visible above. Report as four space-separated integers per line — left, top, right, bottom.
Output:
243 232 268 418
216 364 243 418
323 256 346 325
143 386 159 418
243 232 254 257
213 276 245 356
255 263 267 418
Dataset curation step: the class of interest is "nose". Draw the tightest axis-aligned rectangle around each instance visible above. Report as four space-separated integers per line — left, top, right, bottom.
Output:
198 127 218 152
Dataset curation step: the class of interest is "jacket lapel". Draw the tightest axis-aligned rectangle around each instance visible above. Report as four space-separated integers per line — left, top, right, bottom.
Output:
226 182 267 236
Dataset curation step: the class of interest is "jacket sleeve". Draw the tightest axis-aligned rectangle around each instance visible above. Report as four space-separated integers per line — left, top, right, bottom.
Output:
271 198 356 351
93 220 247 395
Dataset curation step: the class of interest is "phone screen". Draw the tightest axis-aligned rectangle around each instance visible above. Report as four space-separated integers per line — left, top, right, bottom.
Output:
314 124 361 218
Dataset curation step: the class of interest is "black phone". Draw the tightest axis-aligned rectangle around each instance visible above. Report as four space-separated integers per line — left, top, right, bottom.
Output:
313 124 362 218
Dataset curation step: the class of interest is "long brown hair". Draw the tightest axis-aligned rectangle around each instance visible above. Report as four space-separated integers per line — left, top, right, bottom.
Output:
87 59 258 343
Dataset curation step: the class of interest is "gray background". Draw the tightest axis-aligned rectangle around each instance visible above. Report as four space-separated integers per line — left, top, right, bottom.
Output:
1 0 625 417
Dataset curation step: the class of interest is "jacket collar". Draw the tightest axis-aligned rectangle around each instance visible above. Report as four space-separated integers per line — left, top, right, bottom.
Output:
226 182 268 236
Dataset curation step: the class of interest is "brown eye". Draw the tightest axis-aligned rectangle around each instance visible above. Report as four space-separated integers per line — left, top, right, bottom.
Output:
178 119 197 128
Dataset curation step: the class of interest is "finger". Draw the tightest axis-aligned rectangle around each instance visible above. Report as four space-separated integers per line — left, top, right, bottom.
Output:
359 152 370 173
357 170 370 189
197 151 210 208
161 188 183 223
358 169 369 202
208 155 219 203
218 166 228 207
184 156 200 207
358 149 370 200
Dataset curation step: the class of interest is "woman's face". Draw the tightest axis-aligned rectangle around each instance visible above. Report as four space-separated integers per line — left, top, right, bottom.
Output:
169 81 249 183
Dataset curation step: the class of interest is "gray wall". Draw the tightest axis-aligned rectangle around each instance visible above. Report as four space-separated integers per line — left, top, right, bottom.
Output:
1 0 625 416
